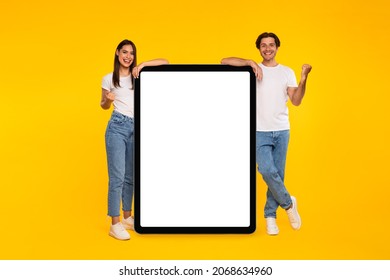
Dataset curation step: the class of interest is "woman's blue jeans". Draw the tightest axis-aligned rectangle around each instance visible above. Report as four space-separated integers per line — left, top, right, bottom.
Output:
105 111 134 217
256 130 293 218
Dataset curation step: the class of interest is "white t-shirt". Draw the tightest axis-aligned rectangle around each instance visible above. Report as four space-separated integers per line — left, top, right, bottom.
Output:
256 64 298 131
102 73 134 117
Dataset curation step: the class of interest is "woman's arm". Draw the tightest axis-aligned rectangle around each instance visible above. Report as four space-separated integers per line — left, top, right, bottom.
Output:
100 88 115 109
132 59 169 78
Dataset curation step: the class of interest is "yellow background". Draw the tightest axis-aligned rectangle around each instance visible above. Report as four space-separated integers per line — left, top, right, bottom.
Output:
1 0 389 259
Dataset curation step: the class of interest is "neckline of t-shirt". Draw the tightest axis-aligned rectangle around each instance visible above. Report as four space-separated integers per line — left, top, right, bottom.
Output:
120 75 131 79
260 63 280 69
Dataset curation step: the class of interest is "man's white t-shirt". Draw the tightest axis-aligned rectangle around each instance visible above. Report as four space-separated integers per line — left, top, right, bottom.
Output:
256 64 298 131
102 73 134 117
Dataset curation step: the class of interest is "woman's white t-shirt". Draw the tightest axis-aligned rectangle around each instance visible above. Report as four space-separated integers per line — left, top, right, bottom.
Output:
102 73 134 117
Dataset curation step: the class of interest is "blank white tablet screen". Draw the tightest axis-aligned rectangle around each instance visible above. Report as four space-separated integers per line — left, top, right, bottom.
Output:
139 70 251 228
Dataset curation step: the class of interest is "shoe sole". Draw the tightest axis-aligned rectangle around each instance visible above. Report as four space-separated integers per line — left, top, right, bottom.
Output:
291 196 301 230
266 218 279 235
109 232 130 240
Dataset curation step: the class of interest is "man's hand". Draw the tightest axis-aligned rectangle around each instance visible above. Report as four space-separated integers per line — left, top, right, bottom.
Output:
301 64 312 79
249 60 263 80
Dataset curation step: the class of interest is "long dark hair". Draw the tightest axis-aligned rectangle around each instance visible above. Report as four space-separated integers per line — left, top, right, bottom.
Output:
113 39 137 88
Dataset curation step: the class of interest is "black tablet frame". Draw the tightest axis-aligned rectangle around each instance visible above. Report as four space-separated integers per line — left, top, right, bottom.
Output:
134 64 256 234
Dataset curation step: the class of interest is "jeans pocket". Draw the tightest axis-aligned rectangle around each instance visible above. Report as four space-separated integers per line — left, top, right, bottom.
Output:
110 114 126 125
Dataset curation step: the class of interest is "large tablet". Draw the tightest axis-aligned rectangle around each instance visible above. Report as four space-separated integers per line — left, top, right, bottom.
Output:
134 65 256 233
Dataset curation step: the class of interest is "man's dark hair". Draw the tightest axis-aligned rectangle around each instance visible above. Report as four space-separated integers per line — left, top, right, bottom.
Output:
255 32 281 49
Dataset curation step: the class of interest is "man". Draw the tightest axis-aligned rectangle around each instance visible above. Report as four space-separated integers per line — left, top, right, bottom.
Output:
221 32 312 235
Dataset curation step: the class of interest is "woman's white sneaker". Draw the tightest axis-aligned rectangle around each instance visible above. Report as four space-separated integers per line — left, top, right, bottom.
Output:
121 216 134 230
109 222 130 240
266 217 279 235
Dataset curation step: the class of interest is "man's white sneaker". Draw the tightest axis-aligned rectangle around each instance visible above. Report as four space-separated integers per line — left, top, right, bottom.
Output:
122 216 134 230
266 217 279 235
286 196 301 230
109 222 130 240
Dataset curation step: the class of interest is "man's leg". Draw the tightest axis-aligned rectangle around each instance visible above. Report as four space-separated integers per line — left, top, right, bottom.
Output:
256 131 292 218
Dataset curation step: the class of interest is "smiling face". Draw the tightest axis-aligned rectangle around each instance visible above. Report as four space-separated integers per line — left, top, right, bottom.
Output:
116 44 134 69
259 37 278 63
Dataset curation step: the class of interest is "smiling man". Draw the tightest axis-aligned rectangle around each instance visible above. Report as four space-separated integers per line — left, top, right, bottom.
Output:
221 32 312 235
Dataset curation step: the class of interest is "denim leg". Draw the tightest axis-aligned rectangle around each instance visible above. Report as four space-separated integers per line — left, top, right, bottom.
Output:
273 130 289 182
122 123 134 212
256 131 292 218
105 111 134 217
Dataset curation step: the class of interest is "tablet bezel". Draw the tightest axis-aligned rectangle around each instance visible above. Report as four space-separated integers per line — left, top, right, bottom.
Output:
134 64 256 234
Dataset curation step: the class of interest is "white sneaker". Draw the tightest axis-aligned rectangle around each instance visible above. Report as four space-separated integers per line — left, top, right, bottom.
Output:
286 196 301 230
266 217 279 235
122 216 134 230
109 222 130 240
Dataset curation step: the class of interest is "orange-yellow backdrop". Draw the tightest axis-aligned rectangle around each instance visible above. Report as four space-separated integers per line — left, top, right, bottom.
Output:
1 0 389 259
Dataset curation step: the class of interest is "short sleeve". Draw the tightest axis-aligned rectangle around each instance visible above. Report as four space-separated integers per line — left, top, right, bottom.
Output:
102 73 112 90
287 67 298 88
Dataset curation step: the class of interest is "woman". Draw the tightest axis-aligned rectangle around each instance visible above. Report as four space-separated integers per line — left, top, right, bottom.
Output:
101 39 168 240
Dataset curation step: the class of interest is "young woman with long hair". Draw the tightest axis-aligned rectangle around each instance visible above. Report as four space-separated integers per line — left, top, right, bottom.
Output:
101 39 168 240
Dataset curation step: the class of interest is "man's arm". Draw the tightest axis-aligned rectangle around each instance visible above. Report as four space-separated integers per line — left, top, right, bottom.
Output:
221 57 262 80
287 64 312 106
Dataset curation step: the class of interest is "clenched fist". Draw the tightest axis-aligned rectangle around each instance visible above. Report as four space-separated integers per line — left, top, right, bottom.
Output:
105 91 115 102
301 64 312 78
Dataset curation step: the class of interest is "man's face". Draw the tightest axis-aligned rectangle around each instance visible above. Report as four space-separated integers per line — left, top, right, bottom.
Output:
259 37 278 61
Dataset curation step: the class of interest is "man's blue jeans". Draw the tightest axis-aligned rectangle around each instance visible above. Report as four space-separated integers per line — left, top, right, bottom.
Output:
256 130 293 218
105 111 134 217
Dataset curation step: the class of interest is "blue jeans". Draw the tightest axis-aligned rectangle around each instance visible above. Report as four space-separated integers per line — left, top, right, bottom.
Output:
105 111 134 217
256 130 292 218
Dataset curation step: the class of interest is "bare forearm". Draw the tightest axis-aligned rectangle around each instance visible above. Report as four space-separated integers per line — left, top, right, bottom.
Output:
139 59 169 68
133 59 169 78
100 98 113 110
101 89 114 109
221 57 262 80
221 57 253 67
291 78 307 106
289 64 312 106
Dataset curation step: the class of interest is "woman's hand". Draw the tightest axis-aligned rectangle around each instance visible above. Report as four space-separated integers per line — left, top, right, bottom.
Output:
132 63 144 79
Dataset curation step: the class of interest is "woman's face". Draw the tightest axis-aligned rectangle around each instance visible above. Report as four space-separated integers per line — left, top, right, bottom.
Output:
116 44 134 68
